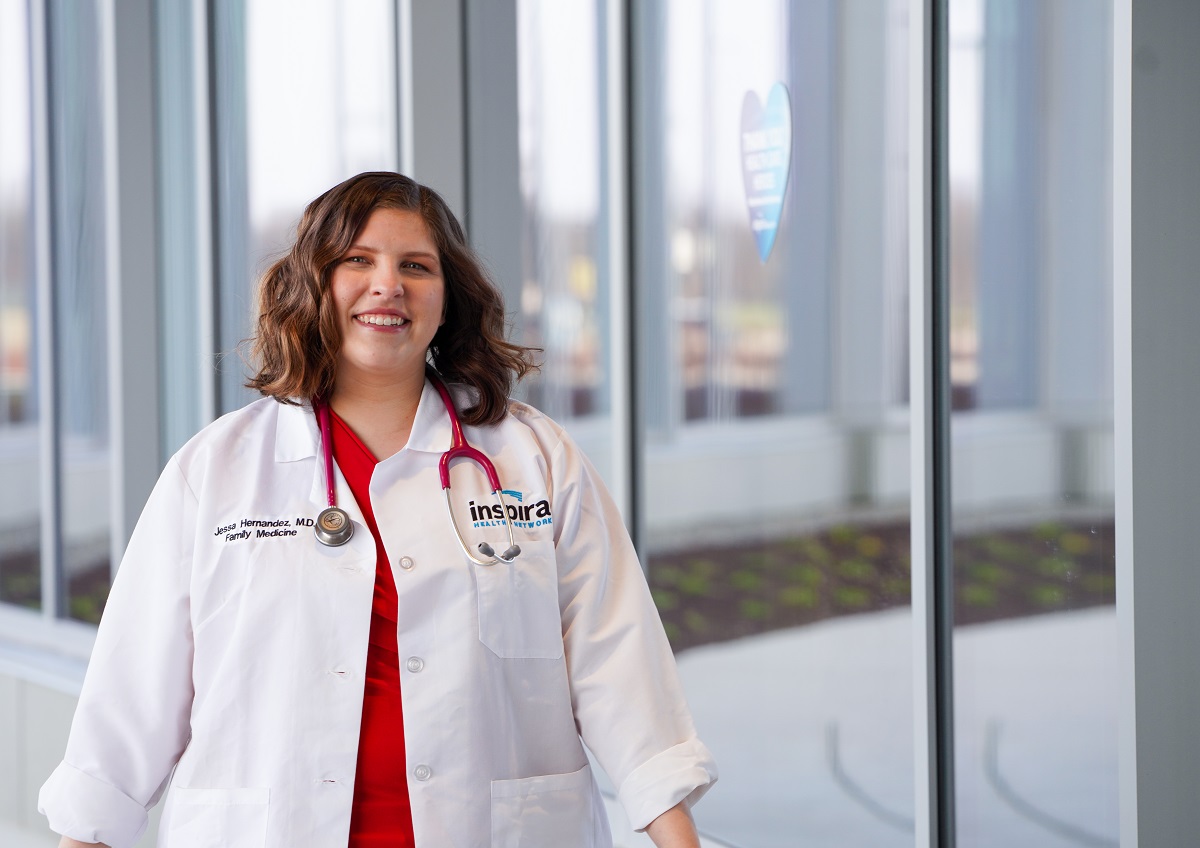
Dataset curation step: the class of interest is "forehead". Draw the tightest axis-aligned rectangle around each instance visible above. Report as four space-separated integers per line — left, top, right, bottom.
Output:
355 206 437 250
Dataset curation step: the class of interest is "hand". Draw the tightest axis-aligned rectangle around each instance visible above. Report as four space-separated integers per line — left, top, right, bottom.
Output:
645 800 701 848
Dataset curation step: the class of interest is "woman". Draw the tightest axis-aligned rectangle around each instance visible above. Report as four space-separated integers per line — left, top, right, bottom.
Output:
40 172 716 847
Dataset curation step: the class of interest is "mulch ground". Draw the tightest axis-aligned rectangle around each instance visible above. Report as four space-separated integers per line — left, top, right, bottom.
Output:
648 519 1116 652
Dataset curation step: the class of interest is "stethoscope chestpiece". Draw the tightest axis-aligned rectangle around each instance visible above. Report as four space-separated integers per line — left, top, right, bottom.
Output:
315 506 354 546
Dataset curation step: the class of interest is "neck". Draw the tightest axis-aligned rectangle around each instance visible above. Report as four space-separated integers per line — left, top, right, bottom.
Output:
328 368 426 460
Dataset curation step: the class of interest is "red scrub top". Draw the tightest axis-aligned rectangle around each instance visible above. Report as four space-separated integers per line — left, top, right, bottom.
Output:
330 410 416 848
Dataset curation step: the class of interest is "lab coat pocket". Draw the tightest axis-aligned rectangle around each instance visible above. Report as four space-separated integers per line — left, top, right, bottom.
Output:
490 763 606 848
167 786 270 848
476 540 564 659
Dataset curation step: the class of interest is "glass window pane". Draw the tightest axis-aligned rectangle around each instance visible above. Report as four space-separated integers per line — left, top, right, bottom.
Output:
0 0 41 612
664 2 828 424
50 0 112 624
516 0 615 481
949 1 1118 844
212 0 399 413
635 2 913 844
156 0 206 456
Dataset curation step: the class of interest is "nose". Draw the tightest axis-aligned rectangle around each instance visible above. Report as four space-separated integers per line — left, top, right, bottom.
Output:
370 263 406 297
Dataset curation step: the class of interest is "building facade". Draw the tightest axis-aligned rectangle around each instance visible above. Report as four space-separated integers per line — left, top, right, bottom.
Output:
0 1 1192 846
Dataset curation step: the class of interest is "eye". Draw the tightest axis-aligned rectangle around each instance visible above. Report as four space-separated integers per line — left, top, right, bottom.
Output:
402 261 428 271
343 255 369 265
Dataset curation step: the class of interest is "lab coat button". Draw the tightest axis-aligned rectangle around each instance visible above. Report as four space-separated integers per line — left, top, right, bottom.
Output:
406 656 424 673
413 764 432 781
399 556 415 571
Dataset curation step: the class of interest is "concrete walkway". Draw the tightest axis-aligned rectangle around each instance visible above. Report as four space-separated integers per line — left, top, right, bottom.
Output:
675 606 1118 848
1 820 57 848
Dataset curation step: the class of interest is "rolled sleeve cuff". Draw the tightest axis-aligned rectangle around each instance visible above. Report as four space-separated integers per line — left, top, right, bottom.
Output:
38 761 149 848
617 738 718 832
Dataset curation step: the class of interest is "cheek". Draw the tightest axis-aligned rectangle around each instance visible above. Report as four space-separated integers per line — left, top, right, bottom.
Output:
328 280 354 319
428 284 447 325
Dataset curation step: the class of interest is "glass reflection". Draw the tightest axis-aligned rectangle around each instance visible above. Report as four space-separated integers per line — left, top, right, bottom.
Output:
0 0 41 611
949 1 1117 845
212 0 398 413
516 0 615 484
50 0 112 623
636 1 913 845
656 1 830 423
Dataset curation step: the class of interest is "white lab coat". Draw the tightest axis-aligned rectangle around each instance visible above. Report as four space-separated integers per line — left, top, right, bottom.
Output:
38 380 716 848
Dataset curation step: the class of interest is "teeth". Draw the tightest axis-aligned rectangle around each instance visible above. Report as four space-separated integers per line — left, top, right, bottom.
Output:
357 314 406 326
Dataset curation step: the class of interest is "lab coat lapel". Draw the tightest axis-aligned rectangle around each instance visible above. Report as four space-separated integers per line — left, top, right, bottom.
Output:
274 400 375 564
404 377 454 455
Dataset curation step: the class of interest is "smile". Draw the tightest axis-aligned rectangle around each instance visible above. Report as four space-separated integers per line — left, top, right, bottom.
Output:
355 314 409 327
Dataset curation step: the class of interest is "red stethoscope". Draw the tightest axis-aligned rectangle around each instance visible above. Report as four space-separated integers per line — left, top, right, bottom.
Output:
311 368 522 566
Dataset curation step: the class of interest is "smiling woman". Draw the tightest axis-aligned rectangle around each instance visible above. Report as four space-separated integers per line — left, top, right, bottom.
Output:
247 174 535 429
328 207 446 419
40 172 716 848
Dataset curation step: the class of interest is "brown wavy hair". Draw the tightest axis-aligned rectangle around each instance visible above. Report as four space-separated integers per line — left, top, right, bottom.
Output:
247 172 538 425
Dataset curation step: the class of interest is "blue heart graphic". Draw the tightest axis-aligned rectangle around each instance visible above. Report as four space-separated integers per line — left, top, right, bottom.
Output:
740 83 792 262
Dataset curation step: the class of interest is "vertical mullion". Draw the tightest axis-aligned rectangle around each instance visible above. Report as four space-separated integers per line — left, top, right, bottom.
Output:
908 0 935 840
624 0 646 552
603 0 633 526
396 0 415 177
30 0 63 620
98 0 122 577
930 0 955 844
911 0 955 844
193 0 216 425
1112 0 1133 843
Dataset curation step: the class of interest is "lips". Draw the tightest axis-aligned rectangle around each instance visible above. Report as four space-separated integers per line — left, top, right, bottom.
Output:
354 313 409 327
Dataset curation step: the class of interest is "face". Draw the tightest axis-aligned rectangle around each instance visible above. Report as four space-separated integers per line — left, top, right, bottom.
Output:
329 207 446 388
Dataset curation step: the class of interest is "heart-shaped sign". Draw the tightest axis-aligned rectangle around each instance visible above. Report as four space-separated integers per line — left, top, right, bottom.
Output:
740 83 792 262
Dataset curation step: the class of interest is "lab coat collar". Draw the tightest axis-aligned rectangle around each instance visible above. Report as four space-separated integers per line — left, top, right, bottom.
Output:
405 378 455 455
274 399 319 463
272 378 456 464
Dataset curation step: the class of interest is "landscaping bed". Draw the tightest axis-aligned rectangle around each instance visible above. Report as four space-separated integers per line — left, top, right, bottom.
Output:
648 519 1116 652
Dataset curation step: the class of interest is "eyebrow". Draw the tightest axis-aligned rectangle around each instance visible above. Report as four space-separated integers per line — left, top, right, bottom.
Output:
347 244 440 264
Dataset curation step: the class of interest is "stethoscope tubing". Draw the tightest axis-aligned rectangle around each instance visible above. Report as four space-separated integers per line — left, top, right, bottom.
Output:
313 401 355 546
312 369 521 565
426 370 521 565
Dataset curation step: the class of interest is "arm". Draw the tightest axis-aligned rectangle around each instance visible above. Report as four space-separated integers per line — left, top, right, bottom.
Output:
546 431 717 830
59 839 108 848
645 801 701 848
39 458 198 847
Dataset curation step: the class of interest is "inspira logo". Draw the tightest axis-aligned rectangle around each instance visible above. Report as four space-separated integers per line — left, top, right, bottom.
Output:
469 489 553 529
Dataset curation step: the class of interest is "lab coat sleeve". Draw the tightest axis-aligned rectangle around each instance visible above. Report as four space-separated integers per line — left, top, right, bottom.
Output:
550 434 717 832
39 457 197 848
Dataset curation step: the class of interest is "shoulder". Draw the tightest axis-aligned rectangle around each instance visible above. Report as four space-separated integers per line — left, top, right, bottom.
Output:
504 398 567 440
443 381 568 451
482 397 575 460
172 396 299 480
